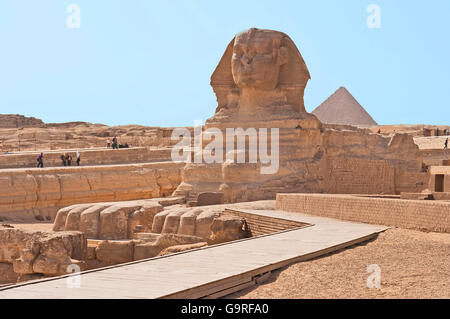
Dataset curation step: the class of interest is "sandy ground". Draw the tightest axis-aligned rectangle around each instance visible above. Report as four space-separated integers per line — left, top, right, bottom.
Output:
228 228 450 299
1 221 54 232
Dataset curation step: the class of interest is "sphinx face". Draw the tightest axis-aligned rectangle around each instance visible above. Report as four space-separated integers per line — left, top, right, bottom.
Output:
231 30 287 90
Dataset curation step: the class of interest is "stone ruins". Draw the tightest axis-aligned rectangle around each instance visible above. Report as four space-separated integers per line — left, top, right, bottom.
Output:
1 28 449 291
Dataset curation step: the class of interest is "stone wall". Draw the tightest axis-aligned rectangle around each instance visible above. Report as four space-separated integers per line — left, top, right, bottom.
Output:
0 162 183 221
429 166 450 192
276 193 450 233
420 149 450 166
0 147 172 169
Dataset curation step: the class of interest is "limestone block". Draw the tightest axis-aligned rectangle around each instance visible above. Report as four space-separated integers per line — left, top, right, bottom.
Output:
151 210 171 234
159 242 207 256
65 205 90 231
98 206 138 240
208 215 248 245
194 209 220 239
177 209 204 236
0 262 18 284
53 205 77 231
127 202 163 238
161 208 189 234
32 255 72 275
95 240 134 265
12 245 40 275
87 245 96 260
196 192 224 206
12 257 34 275
79 204 109 239
133 243 163 261
154 233 204 250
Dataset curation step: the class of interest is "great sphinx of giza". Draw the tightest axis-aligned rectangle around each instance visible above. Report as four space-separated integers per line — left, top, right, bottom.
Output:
206 28 320 129
173 28 428 203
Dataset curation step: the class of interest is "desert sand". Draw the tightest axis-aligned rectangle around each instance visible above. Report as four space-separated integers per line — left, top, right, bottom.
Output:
230 228 450 299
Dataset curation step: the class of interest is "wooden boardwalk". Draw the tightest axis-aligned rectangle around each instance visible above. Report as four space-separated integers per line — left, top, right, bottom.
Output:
0 209 387 299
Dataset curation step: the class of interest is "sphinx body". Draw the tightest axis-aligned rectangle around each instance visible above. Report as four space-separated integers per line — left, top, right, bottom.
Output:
173 28 427 204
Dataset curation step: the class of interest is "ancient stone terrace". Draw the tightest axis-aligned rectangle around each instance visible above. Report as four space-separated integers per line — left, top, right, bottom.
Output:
0 146 173 169
0 161 183 221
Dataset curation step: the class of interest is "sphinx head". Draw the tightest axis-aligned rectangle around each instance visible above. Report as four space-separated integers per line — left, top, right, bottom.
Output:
211 28 311 114
231 29 289 90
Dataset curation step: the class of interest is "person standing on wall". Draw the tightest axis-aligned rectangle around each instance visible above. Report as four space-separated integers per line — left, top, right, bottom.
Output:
445 138 448 150
37 153 44 168
66 153 72 166
112 136 118 149
76 151 81 166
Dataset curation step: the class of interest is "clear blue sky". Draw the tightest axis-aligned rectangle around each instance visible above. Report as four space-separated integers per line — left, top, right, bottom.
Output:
1 0 449 126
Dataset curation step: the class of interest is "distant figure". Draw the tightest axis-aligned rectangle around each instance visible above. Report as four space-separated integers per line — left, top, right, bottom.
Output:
445 138 448 150
106 139 111 148
377 129 381 134
37 153 44 168
66 154 72 166
61 154 67 166
76 151 80 166
112 136 118 149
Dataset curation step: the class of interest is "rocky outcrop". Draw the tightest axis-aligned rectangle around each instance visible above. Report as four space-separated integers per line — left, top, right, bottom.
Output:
0 114 44 128
208 215 248 245
0 227 86 279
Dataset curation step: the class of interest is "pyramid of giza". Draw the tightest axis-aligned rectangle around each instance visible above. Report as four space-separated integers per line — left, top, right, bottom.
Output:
312 87 378 126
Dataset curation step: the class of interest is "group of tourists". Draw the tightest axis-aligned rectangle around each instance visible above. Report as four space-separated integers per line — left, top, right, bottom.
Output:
35 151 81 168
106 136 130 149
61 151 81 166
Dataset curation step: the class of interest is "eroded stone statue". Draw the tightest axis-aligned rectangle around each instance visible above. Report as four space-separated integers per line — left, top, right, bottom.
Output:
206 28 320 128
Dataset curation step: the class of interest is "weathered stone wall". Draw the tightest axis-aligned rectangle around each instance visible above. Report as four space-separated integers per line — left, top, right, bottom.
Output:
0 162 183 221
176 129 428 203
276 193 450 233
420 149 450 166
0 147 172 169
0 228 86 279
